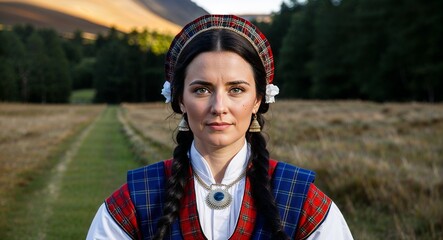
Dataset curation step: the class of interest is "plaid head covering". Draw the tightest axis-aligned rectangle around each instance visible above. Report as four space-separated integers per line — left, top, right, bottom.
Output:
165 14 275 84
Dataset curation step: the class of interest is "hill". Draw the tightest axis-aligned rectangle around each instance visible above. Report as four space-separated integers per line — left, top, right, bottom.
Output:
0 2 110 36
137 0 208 26
0 0 208 35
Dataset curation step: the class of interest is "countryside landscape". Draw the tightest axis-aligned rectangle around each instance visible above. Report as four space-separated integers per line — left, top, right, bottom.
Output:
0 101 442 239
1 0 442 239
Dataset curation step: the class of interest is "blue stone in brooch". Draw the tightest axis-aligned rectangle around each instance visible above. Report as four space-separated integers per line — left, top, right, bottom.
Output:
206 188 232 210
214 191 224 201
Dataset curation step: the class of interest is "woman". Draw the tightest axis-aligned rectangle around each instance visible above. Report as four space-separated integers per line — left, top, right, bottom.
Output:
87 15 353 240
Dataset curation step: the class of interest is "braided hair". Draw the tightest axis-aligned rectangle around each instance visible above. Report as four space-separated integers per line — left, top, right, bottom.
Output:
154 29 288 239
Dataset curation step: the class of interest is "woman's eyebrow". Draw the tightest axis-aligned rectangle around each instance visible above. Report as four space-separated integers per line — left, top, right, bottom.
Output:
188 80 212 86
226 80 250 86
188 80 250 86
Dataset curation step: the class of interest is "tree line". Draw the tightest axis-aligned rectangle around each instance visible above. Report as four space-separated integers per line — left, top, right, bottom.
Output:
0 26 70 102
1 0 442 103
0 25 171 103
254 0 442 102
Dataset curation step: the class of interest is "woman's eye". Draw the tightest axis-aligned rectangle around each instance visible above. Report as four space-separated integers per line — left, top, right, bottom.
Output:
230 88 243 94
194 88 209 95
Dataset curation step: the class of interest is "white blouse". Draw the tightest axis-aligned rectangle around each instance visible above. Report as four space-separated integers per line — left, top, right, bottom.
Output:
87 141 353 240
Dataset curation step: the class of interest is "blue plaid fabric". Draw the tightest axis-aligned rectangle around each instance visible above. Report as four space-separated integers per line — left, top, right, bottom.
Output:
127 162 181 240
253 162 316 239
127 161 315 239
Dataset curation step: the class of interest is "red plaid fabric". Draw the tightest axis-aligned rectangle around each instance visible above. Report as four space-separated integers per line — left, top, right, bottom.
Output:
179 170 205 239
164 158 173 177
269 159 278 175
105 184 141 240
228 177 257 239
295 184 332 240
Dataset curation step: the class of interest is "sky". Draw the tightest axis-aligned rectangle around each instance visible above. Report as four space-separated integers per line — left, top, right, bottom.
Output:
191 0 290 15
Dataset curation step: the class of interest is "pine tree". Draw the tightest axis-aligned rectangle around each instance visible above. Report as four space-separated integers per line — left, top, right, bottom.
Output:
25 32 48 102
0 30 25 101
0 60 17 101
277 1 317 98
38 29 71 103
71 58 95 90
309 0 360 99
94 40 128 103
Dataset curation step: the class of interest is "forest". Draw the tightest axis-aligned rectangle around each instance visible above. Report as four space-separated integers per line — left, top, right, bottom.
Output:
0 26 171 103
0 0 442 103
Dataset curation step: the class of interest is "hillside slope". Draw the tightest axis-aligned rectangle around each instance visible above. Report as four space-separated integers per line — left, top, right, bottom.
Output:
0 2 110 35
0 0 199 34
136 0 208 26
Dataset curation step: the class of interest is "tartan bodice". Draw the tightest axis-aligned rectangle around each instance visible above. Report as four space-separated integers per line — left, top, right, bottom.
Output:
105 159 331 239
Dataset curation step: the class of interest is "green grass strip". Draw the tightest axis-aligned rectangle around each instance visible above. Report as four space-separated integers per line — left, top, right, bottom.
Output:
4 106 140 240
69 88 96 104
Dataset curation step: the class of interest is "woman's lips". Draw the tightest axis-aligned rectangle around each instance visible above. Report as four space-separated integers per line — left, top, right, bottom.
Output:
207 122 232 131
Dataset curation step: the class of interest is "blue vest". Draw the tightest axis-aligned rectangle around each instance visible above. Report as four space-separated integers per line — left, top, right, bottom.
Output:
127 161 315 239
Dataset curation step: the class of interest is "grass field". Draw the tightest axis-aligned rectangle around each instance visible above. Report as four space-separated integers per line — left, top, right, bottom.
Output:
0 105 142 239
0 104 104 216
0 101 442 239
122 100 443 239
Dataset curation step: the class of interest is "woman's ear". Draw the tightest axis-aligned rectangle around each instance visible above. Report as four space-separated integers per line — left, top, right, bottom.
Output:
253 97 262 113
180 103 186 114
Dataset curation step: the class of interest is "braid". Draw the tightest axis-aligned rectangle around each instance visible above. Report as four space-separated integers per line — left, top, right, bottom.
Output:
153 130 193 239
247 115 289 240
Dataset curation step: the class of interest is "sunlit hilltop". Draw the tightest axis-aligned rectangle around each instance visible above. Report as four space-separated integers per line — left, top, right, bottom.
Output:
0 0 208 35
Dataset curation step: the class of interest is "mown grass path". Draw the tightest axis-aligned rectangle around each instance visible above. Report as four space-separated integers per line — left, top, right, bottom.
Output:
4 106 140 240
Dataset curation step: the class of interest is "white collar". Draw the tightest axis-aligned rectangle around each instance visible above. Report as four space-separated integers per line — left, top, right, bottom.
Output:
189 140 250 185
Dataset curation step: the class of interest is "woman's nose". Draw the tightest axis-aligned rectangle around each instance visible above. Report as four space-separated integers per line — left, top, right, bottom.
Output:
210 91 227 116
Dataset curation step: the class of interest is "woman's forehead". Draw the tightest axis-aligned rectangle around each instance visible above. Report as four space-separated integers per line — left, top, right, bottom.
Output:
185 51 255 84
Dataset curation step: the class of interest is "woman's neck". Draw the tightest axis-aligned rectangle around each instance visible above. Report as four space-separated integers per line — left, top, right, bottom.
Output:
194 139 245 183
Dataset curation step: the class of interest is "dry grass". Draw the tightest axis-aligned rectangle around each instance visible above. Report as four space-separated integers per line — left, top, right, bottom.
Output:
0 103 104 209
122 100 443 239
121 103 179 151
266 101 443 239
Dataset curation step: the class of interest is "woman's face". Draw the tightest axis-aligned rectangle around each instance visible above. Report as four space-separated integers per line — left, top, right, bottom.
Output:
181 51 261 152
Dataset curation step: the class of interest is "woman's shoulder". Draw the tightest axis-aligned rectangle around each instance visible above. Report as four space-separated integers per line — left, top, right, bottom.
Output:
125 160 171 208
270 159 316 182
127 159 172 180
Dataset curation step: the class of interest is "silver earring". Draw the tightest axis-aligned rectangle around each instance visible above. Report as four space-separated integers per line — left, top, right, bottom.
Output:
249 114 261 132
178 116 190 131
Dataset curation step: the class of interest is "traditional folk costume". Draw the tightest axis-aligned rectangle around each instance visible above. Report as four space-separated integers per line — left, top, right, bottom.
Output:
87 15 353 239
87 142 352 239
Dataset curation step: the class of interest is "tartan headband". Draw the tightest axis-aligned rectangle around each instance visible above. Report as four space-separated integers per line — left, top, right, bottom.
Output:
164 14 275 84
